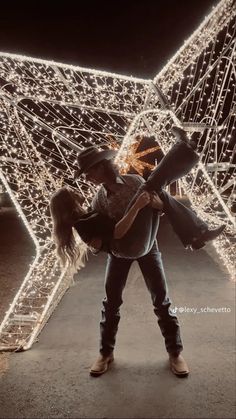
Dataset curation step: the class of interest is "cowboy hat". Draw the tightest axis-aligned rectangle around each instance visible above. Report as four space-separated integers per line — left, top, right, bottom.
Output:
74 146 117 178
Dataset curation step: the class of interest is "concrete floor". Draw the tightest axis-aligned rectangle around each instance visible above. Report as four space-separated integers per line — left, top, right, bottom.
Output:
0 215 235 419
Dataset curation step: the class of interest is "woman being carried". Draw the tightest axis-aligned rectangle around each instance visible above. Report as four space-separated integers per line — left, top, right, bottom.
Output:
50 127 225 264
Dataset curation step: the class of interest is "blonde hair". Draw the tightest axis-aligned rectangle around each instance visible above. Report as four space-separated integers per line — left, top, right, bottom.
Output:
49 187 88 267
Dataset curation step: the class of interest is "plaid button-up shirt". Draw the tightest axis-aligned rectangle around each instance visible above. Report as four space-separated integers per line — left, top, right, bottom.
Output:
91 174 145 221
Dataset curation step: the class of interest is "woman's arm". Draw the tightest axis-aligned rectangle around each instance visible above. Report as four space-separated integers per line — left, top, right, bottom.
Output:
113 192 151 239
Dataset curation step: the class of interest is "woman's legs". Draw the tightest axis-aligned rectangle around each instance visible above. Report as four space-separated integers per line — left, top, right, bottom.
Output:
112 129 224 257
123 131 222 250
159 191 208 247
111 136 203 257
126 135 199 210
144 140 199 192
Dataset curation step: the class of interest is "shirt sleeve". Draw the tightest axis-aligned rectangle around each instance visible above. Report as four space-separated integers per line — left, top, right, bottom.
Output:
91 188 108 214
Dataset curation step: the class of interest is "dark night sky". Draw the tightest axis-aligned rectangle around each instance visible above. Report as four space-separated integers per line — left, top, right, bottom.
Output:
0 0 218 78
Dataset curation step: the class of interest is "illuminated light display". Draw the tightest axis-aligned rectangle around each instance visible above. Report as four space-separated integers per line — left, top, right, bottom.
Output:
0 0 235 351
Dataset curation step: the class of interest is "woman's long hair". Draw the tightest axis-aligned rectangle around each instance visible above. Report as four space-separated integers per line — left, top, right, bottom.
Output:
50 187 87 266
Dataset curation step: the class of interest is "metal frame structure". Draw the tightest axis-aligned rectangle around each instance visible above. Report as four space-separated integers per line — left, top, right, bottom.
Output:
0 0 235 351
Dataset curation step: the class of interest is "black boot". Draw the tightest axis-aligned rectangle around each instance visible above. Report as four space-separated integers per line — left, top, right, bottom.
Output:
191 224 226 250
172 126 197 150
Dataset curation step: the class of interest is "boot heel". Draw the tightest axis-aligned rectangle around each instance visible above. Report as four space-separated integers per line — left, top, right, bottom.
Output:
191 239 205 250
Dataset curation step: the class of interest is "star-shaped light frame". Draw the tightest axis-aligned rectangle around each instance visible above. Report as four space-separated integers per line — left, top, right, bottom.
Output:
0 0 235 350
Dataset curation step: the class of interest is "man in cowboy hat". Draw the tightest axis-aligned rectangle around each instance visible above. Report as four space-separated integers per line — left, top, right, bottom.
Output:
75 143 190 377
74 147 117 181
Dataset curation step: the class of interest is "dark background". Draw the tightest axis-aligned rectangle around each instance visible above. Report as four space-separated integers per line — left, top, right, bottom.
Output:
0 0 218 78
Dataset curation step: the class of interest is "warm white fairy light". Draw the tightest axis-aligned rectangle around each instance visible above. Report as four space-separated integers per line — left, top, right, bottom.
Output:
0 56 151 352
0 0 235 351
116 0 235 278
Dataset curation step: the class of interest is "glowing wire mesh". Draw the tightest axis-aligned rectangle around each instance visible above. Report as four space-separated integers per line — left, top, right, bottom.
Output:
0 0 235 350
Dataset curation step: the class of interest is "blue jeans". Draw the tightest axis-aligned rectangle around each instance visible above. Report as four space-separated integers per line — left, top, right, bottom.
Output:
100 241 183 356
144 140 199 191
160 190 207 247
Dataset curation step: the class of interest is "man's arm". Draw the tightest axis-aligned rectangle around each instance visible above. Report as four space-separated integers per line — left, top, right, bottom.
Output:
113 192 150 239
114 191 164 239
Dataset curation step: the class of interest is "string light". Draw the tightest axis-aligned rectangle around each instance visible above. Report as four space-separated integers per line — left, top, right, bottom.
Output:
0 0 235 351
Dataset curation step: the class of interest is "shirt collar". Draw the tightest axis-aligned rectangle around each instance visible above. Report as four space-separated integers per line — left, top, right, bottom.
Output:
102 175 125 194
116 176 125 184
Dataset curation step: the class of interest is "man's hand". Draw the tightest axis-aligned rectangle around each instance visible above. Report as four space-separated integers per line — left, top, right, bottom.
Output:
134 191 151 210
149 192 164 210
